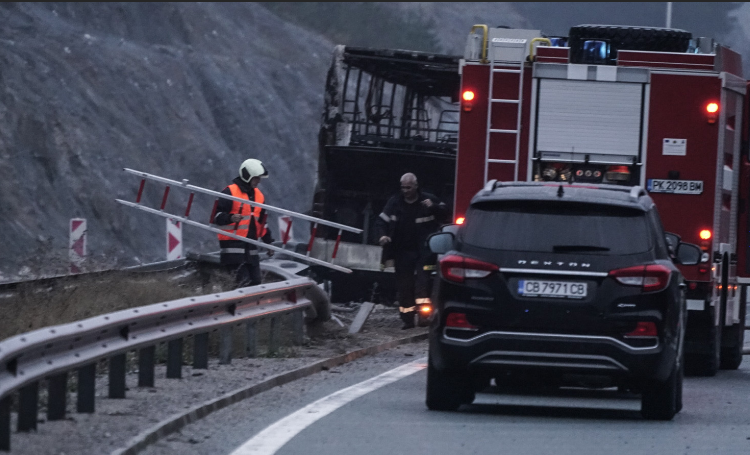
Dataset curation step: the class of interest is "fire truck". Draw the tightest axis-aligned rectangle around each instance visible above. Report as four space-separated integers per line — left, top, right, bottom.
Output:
454 24 748 376
312 25 748 376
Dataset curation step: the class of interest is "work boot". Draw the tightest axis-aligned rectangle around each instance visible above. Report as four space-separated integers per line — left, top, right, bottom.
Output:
400 312 415 330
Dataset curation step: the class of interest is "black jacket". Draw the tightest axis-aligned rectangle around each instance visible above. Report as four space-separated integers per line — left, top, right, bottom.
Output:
375 190 448 254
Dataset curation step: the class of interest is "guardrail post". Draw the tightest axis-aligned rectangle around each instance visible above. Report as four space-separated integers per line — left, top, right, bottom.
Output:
219 327 232 364
18 382 38 431
138 346 155 387
47 372 68 420
77 363 96 413
167 339 183 379
292 310 304 346
0 395 10 451
193 333 208 369
246 321 257 358
268 317 279 355
109 353 127 398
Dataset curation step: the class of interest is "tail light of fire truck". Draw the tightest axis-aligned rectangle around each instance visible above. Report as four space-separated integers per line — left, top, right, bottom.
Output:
462 90 475 112
706 102 719 124
605 165 630 182
455 217 465 225
698 229 711 266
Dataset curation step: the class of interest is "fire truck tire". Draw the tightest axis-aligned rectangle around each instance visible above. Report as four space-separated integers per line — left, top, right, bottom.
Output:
720 286 746 370
675 360 683 413
641 360 680 420
426 357 474 411
686 302 721 377
568 25 692 64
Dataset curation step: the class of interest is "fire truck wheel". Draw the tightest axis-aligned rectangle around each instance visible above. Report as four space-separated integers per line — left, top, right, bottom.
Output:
641 361 680 420
675 360 684 413
425 357 474 411
686 302 721 377
568 25 692 64
720 285 746 370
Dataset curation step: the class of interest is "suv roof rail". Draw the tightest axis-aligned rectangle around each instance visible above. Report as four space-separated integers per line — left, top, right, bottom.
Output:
629 185 646 201
479 181 648 200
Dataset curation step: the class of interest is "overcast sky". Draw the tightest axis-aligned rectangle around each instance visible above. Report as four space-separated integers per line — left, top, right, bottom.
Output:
512 2 738 38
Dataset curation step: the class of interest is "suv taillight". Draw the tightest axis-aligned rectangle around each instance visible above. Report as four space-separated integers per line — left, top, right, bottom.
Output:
439 254 498 283
609 264 671 292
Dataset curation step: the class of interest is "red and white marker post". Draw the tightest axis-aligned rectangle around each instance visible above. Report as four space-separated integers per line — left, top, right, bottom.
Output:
278 215 293 246
69 218 87 273
166 218 183 260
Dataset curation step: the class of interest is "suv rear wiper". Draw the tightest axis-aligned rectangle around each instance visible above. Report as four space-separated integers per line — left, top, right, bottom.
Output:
552 245 611 252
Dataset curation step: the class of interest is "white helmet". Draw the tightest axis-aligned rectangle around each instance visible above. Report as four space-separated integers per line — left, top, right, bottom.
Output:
239 159 268 182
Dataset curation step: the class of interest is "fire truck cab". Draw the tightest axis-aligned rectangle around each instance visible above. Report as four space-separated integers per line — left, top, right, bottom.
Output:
456 24 749 376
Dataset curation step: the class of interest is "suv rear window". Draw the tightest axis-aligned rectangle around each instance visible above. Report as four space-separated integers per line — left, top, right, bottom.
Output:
462 201 652 254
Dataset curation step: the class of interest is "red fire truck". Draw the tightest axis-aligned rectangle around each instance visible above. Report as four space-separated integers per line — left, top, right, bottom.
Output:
454 24 749 376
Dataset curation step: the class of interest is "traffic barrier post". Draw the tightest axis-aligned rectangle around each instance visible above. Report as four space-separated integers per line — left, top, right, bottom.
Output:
138 347 156 387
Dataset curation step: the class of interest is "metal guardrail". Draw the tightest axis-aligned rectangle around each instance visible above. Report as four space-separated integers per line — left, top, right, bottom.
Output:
0 275 323 452
0 259 191 294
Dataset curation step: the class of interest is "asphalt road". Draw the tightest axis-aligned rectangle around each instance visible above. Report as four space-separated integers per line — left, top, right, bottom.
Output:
142 340 750 455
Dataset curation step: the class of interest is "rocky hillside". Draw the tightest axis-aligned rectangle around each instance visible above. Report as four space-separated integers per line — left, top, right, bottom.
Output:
0 3 336 279
0 2 744 281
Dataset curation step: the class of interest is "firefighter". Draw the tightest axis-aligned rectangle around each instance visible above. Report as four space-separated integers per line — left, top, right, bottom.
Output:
376 173 448 329
215 158 274 287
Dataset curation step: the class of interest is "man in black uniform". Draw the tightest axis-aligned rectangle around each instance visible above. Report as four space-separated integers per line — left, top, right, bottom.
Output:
376 173 448 329
215 158 274 287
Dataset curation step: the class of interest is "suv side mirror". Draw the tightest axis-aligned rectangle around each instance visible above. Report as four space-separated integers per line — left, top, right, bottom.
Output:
428 232 455 255
440 224 460 236
664 232 680 255
675 242 701 265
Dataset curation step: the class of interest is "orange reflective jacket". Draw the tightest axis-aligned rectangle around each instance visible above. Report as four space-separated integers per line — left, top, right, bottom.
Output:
216 185 267 241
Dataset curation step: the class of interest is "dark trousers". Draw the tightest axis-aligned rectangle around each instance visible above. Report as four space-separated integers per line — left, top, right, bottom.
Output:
221 247 262 288
235 253 261 287
394 249 433 323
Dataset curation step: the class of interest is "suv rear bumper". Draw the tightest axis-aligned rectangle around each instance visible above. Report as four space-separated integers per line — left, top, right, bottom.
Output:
430 327 677 382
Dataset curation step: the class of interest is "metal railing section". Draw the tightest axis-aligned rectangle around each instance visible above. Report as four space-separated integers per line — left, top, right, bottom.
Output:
0 277 318 451
119 168 362 274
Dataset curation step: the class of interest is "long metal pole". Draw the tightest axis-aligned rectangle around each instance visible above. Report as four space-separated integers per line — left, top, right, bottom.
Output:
115 199 354 274
666 2 672 28
123 168 362 234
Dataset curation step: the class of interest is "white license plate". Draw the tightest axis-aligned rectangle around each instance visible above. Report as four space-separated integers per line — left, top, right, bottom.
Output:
518 280 587 299
647 179 703 194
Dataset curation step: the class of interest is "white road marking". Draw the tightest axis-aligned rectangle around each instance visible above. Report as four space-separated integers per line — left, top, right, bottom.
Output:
229 357 427 455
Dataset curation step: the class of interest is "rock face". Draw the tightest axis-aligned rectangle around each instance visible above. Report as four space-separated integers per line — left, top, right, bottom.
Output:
2 3 740 281
0 3 335 278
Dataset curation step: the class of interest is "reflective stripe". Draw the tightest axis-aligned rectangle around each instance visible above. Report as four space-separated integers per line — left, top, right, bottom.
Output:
217 186 266 241
220 248 259 255
215 216 252 227
399 306 416 313
391 215 398 221
415 298 431 304
221 248 246 254
422 265 436 271
415 215 435 224
379 212 390 222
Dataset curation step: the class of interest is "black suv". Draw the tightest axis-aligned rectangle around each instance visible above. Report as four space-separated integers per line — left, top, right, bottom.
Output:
425 182 701 420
